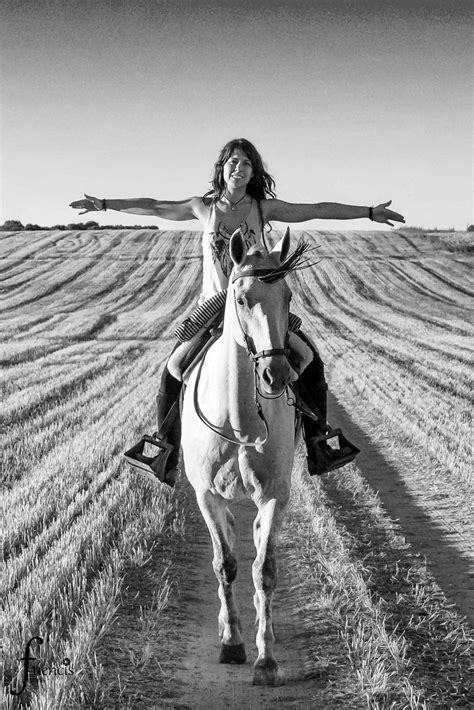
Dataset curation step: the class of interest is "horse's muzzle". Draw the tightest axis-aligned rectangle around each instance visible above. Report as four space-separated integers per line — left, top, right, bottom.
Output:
259 358 291 396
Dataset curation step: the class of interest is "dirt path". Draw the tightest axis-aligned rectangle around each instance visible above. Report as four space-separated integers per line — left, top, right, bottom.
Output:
94 476 364 710
172 497 330 710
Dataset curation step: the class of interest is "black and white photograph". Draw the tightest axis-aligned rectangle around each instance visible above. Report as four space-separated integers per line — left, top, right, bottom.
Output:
1 1 472 707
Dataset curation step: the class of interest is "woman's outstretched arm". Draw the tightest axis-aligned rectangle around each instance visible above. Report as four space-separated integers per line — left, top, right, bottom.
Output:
69 194 203 221
263 199 405 227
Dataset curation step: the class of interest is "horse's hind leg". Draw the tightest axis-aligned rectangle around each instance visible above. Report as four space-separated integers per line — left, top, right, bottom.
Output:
252 497 288 686
196 491 246 664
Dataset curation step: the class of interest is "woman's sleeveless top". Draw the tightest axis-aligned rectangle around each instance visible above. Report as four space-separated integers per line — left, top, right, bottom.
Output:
199 199 267 304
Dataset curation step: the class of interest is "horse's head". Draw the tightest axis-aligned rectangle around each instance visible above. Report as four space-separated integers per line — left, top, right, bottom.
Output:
228 227 293 397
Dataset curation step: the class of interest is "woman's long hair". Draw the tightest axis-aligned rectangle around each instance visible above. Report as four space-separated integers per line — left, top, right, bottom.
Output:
203 138 276 205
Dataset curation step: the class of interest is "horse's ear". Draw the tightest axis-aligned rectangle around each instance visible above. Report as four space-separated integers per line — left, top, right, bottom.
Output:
230 228 247 266
271 227 291 263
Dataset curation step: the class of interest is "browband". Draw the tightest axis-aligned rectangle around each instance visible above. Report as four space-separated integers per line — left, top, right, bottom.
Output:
231 268 275 283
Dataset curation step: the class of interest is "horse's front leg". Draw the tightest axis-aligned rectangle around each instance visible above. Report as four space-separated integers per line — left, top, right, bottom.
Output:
252 496 288 686
196 491 246 664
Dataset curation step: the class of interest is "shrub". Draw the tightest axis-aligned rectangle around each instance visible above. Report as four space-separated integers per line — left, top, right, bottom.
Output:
1 219 24 231
67 223 87 230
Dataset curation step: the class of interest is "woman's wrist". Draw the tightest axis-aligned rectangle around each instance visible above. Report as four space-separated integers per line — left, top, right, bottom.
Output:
368 206 374 221
101 198 127 213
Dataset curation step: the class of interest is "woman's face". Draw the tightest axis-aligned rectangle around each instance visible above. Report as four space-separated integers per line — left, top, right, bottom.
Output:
223 149 253 190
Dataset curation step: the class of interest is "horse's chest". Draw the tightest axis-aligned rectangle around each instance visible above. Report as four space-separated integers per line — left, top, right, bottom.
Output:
212 459 247 499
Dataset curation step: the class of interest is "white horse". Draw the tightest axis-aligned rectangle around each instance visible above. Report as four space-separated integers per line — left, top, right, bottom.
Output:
181 227 307 686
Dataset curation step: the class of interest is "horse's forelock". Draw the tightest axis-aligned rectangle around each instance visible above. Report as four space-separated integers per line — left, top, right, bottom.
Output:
247 246 265 259
238 247 266 270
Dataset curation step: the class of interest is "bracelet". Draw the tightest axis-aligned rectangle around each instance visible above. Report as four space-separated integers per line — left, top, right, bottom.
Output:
369 206 374 221
101 199 107 211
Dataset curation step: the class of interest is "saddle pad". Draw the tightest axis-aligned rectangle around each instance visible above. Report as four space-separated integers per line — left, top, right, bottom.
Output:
174 289 302 342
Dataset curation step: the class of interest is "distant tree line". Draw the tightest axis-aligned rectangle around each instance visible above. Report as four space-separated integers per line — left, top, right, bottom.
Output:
2 219 473 233
0 220 161 231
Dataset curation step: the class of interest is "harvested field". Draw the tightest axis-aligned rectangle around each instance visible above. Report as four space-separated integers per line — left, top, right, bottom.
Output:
1 228 472 709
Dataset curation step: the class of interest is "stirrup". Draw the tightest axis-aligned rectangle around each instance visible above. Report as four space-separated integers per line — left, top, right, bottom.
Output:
123 433 174 484
308 428 360 475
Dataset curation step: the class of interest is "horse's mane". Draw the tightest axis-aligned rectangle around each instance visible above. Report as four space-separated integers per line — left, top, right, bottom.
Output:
259 238 321 283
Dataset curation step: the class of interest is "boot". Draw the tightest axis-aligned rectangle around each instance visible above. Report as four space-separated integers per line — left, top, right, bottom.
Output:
297 337 359 475
123 385 182 488
154 389 182 486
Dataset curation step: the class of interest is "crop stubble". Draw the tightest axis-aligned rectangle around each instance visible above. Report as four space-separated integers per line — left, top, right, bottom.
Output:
1 228 472 708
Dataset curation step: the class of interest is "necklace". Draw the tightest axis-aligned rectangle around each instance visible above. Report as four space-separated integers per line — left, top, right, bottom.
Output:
223 192 247 211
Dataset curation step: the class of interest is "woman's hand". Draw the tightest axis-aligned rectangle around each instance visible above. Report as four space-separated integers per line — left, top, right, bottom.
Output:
372 200 405 226
69 194 103 215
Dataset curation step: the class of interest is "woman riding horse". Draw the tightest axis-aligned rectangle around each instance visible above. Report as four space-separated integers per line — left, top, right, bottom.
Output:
70 138 405 486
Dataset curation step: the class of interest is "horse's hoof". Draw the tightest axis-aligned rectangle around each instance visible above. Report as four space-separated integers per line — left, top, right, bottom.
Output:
219 643 247 664
252 658 285 686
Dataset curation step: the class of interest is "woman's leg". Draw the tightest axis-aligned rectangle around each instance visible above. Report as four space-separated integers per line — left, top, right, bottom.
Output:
296 331 359 475
128 297 226 487
295 331 328 430
156 323 222 484
156 363 183 483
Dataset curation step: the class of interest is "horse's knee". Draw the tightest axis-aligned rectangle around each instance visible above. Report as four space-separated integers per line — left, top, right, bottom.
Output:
253 551 277 593
214 549 237 586
253 517 261 549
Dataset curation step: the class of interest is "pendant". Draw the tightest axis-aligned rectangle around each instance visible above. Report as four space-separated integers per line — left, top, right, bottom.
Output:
231 205 236 211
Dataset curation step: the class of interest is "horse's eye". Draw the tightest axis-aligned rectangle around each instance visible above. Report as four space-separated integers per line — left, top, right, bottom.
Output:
236 297 245 306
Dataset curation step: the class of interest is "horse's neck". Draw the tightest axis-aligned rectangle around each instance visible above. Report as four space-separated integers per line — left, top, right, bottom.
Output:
219 313 256 409
198 293 259 429
195 289 292 447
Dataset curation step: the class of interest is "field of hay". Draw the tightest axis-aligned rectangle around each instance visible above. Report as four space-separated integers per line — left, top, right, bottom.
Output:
1 228 472 709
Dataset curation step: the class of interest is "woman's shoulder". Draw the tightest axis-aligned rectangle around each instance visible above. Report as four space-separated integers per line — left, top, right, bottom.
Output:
189 195 212 222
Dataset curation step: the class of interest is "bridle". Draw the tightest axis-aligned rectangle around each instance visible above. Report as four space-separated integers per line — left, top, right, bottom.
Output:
193 267 295 447
231 267 291 400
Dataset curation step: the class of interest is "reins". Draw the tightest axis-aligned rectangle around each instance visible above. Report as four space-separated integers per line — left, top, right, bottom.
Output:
193 343 271 447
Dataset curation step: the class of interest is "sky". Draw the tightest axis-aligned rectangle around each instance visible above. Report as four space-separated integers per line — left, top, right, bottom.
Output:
1 0 472 231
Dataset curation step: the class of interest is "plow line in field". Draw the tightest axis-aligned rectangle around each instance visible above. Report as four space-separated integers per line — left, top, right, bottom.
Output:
2 346 167 558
